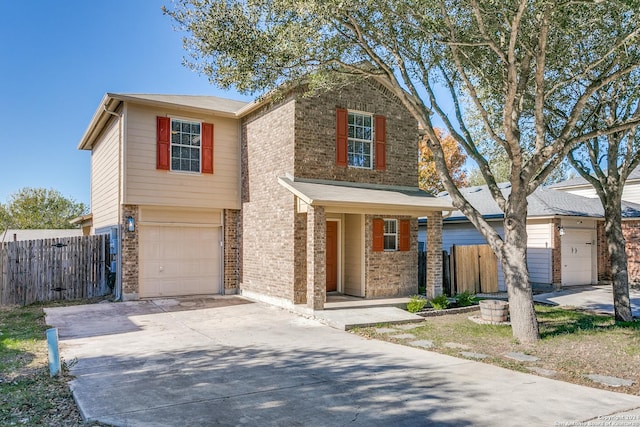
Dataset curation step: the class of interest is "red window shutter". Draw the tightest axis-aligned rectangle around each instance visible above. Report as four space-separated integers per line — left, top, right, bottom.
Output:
201 122 214 174
336 108 348 167
156 116 171 170
373 218 384 252
399 219 410 251
374 115 386 171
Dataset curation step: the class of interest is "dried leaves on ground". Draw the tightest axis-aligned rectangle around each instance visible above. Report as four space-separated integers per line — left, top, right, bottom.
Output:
355 305 640 395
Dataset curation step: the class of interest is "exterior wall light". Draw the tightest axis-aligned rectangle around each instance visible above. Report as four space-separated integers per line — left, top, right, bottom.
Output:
126 216 135 232
557 225 565 236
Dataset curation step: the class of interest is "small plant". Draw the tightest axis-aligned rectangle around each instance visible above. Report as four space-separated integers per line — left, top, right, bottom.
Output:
455 291 476 307
406 295 427 313
429 294 450 310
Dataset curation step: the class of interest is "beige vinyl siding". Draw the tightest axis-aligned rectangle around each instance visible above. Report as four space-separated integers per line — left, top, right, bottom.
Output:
344 214 363 296
124 104 240 209
622 183 640 205
90 116 120 230
526 219 553 284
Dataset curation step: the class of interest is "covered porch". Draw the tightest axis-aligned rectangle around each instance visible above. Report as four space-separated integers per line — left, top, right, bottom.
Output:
279 175 453 310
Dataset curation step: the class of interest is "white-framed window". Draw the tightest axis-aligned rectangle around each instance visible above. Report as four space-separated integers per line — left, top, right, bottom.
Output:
347 112 373 168
171 119 201 172
384 219 397 251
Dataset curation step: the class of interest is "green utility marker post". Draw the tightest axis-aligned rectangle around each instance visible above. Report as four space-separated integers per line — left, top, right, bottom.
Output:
46 328 61 377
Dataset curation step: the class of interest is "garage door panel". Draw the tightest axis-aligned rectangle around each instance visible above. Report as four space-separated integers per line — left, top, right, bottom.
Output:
139 225 221 297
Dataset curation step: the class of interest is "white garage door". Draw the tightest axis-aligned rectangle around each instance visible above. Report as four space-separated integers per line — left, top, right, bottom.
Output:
139 225 221 297
561 229 595 286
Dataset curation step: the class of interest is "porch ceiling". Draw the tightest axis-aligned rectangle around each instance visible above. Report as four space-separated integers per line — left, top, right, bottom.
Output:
278 175 453 216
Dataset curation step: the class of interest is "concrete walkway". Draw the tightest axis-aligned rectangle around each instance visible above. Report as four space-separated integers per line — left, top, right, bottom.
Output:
45 297 640 427
534 285 640 317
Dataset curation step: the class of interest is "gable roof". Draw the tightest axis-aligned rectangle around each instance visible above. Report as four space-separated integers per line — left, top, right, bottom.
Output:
78 93 250 150
436 183 640 221
548 166 640 190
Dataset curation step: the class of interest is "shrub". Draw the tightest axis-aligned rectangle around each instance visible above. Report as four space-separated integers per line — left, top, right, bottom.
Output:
455 291 476 307
430 294 450 310
406 295 427 313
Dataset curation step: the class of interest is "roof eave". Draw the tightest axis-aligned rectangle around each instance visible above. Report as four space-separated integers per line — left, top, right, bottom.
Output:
77 94 120 151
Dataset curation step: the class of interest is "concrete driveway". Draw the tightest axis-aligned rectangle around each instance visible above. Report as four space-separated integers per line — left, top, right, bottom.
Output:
45 297 640 427
534 285 640 317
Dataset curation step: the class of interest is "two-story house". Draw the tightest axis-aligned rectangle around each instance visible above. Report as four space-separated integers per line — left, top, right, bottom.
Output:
78 79 451 309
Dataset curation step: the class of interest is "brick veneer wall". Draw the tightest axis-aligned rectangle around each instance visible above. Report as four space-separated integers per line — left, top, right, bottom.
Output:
364 215 418 298
241 99 297 302
596 220 640 286
623 220 640 286
596 222 611 283
426 211 443 298
293 80 419 187
121 204 139 299
223 209 241 294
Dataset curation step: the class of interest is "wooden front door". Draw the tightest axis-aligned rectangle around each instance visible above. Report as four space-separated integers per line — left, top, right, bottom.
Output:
326 221 338 292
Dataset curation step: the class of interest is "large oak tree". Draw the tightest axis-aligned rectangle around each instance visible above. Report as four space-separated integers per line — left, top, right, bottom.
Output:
0 188 87 230
165 0 640 342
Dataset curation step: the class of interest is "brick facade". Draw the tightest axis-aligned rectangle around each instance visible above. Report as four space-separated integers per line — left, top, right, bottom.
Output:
426 212 443 298
364 215 419 298
223 209 241 294
238 78 441 308
595 220 640 286
293 81 418 187
120 204 139 300
241 99 298 303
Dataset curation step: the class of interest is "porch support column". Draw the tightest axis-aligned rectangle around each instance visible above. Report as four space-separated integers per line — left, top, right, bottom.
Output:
426 211 443 298
307 205 326 310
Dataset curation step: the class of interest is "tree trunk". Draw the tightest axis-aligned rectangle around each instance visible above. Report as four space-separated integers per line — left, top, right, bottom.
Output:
602 199 633 322
500 198 540 343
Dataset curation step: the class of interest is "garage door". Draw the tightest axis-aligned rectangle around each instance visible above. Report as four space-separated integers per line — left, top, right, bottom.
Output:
139 225 221 297
561 229 595 286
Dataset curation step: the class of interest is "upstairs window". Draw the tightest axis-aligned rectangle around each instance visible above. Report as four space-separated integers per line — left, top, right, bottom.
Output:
347 112 373 169
171 119 201 173
336 109 386 170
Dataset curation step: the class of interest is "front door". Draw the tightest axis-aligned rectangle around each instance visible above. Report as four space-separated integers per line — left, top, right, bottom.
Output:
326 221 338 292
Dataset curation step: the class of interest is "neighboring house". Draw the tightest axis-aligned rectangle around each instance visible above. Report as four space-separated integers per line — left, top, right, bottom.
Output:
78 80 451 308
548 167 640 204
0 229 83 243
549 170 640 285
418 183 640 291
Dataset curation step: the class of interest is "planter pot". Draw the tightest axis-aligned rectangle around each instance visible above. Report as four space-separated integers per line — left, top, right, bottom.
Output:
479 299 509 323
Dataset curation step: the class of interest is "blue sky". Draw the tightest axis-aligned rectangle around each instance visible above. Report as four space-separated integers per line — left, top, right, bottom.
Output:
0 1 249 206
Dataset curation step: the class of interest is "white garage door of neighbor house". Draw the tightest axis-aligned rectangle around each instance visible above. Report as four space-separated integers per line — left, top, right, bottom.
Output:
561 229 594 286
139 225 221 297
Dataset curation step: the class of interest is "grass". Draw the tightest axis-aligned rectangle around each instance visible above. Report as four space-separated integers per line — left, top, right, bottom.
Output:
0 300 112 426
355 305 640 395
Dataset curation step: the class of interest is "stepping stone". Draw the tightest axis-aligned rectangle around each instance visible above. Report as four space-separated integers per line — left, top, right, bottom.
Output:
374 328 398 334
444 342 470 350
586 374 635 387
389 333 416 340
504 352 539 362
395 323 423 330
460 351 488 360
527 367 557 377
409 340 433 348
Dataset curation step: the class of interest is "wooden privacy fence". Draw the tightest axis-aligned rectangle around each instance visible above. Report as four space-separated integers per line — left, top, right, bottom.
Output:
450 244 498 294
0 235 110 306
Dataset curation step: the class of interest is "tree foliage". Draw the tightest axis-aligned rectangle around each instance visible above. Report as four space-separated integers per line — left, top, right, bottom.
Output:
165 0 640 343
0 188 87 230
419 128 467 194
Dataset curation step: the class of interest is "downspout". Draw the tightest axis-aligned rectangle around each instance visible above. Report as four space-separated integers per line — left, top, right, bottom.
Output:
103 104 123 301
